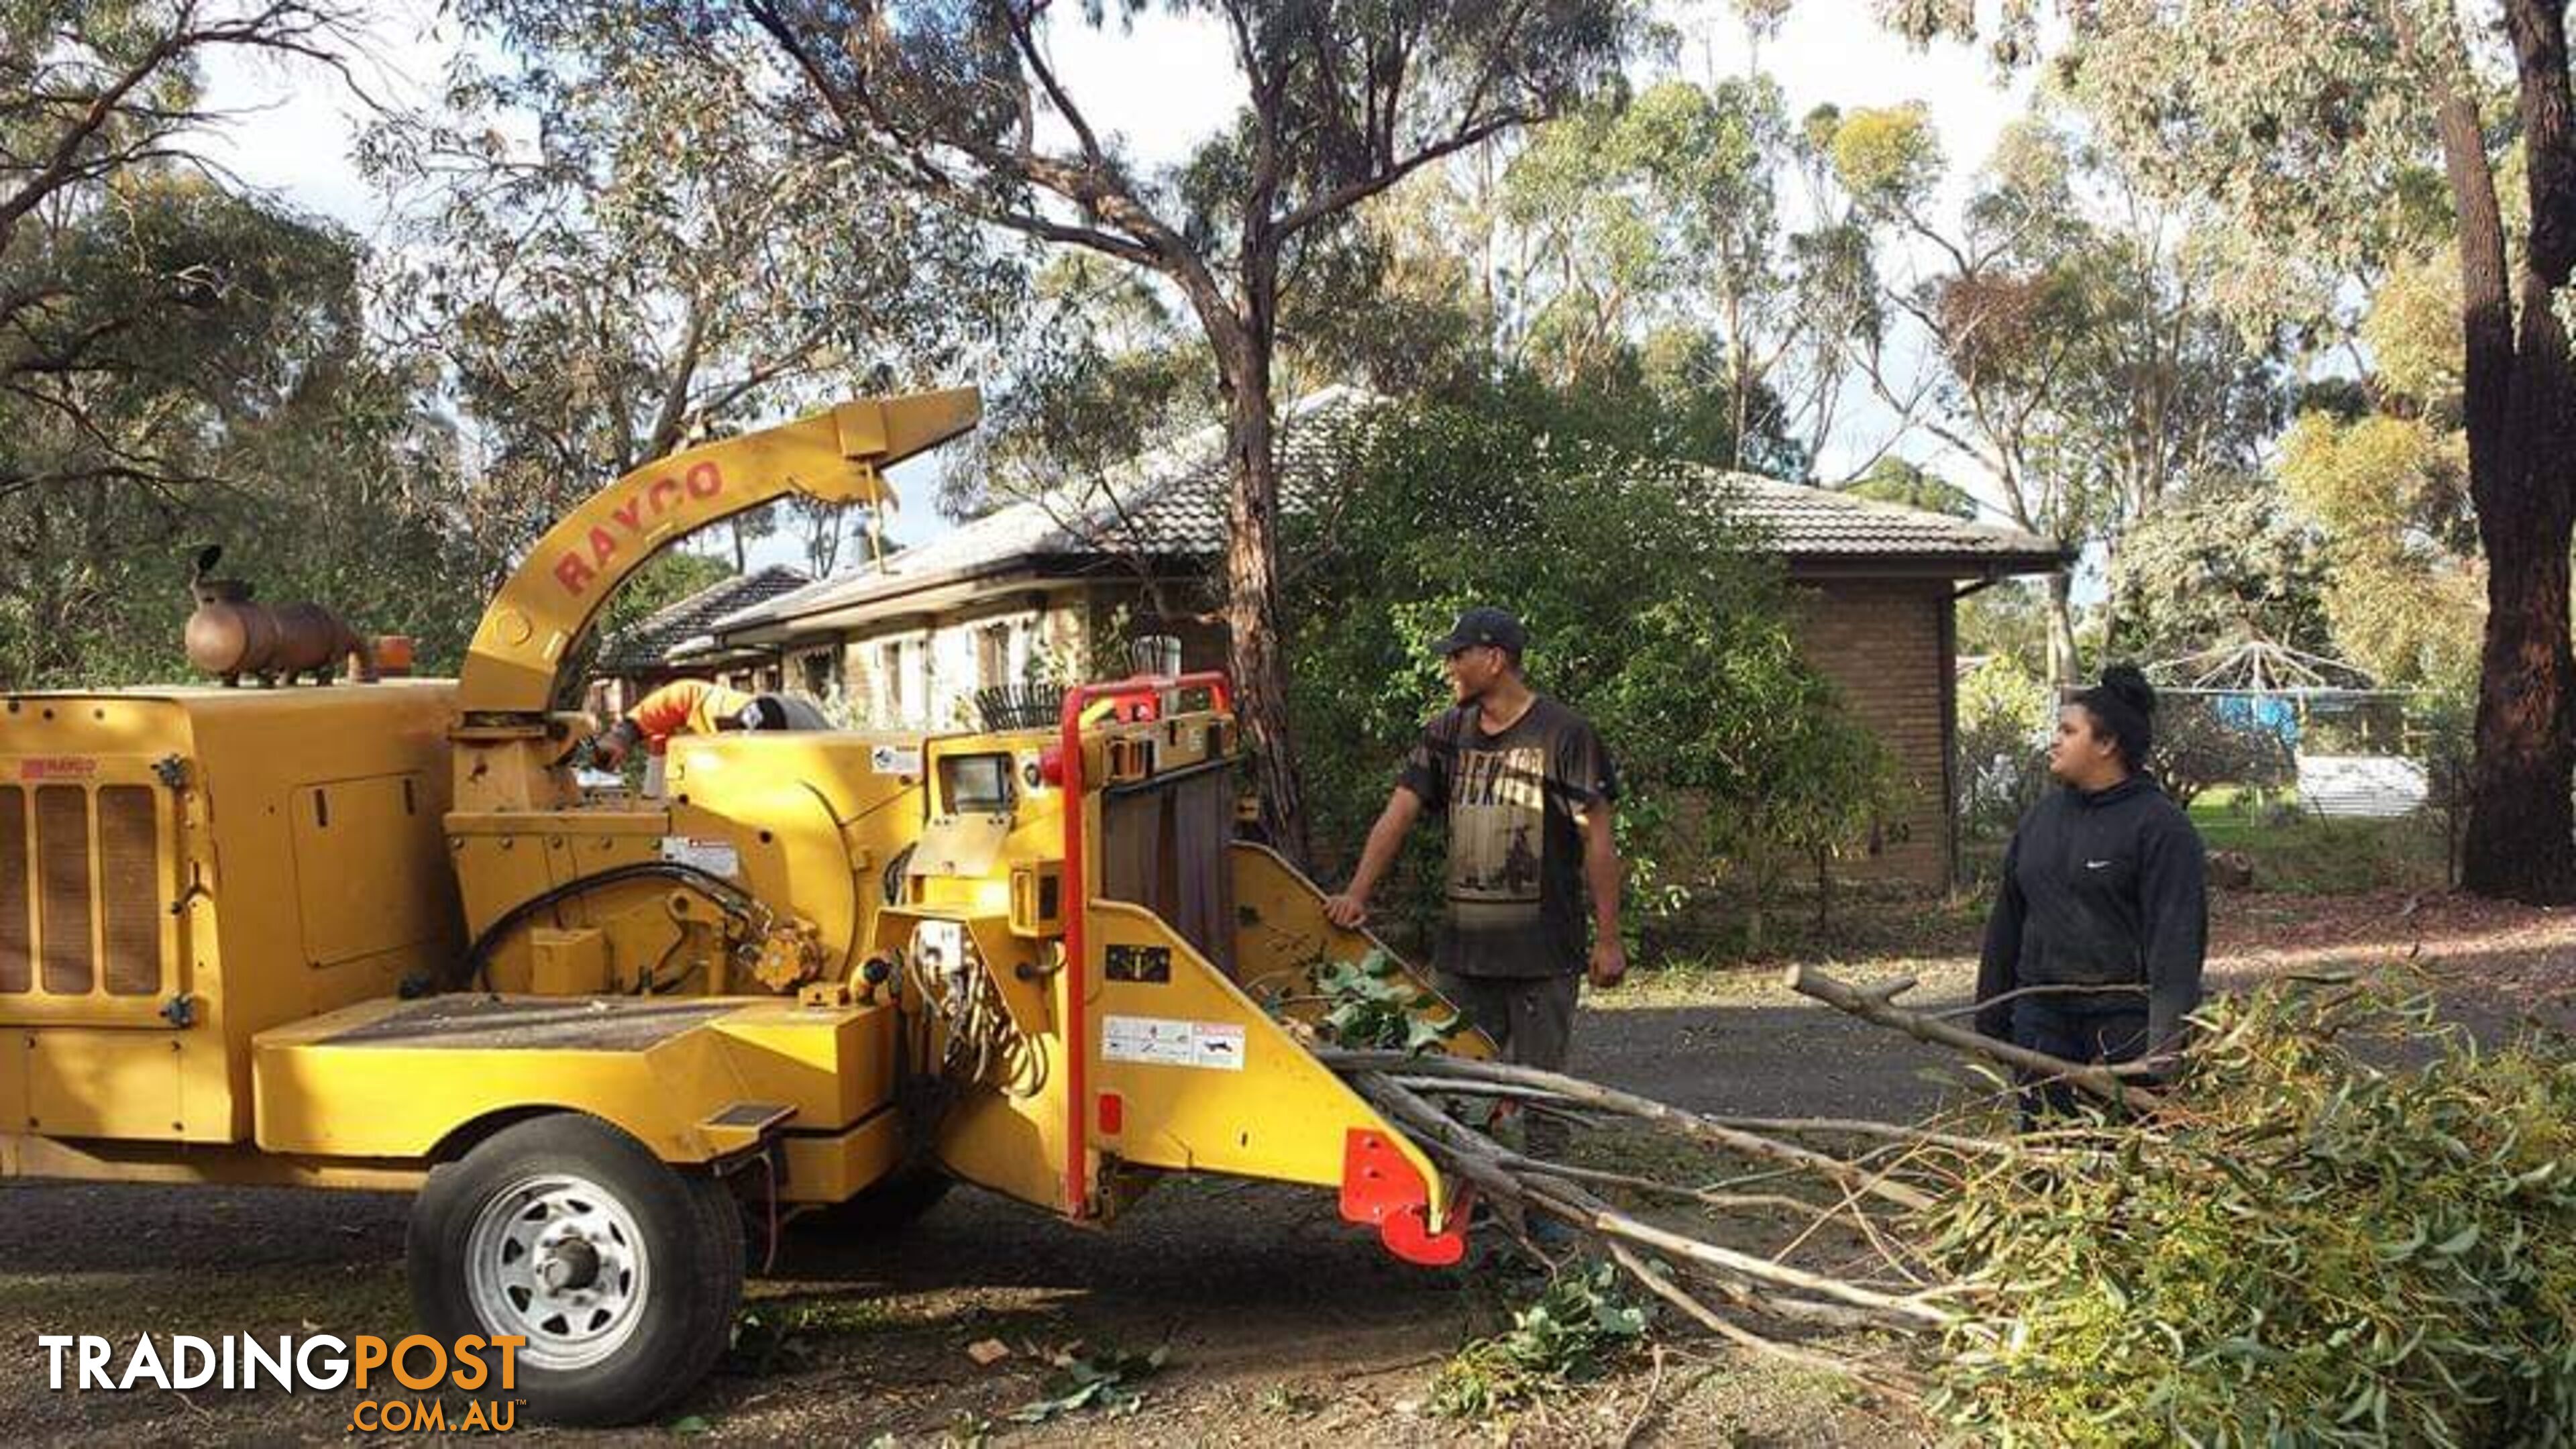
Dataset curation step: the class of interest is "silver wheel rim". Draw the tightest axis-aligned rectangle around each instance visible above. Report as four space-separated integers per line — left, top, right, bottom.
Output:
462 1171 652 1372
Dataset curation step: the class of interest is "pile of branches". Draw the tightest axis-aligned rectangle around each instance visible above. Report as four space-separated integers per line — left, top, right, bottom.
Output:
1321 965 2576 1446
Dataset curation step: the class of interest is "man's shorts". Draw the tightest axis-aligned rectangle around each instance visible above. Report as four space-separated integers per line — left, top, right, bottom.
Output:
1433 969 1580 1071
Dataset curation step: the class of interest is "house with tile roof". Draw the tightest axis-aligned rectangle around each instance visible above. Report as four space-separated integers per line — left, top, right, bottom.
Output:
667 387 2067 885
590 564 810 716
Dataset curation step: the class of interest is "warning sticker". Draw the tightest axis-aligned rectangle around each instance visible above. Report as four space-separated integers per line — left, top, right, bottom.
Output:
660 836 741 879
1101 1015 1247 1071
870 743 923 775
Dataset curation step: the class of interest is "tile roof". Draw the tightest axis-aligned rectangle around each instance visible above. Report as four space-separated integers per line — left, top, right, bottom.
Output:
599 564 809 671
710 388 2063 636
1715 472 2063 562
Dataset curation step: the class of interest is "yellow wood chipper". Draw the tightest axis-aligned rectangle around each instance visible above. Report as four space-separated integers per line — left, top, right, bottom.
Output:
0 389 1485 1424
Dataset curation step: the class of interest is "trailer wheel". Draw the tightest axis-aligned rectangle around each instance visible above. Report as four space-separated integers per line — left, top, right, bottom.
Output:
409 1115 743 1427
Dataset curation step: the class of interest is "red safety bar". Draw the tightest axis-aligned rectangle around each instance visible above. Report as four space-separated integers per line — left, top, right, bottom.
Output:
1056 670 1233 1219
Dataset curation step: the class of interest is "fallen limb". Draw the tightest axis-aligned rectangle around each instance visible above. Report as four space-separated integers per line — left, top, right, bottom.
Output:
1924 981 2150 1023
1389 1073 2038 1158
1690 1115 2034 1157
1781 963 2164 1113
1353 1072 1949 1328
1383 1075 1582 1104
1490 1155 1832 1218
1313 961 2576 1445
1519 1173 1947 1329
1324 1049 1938 1211
1605 1240 1923 1393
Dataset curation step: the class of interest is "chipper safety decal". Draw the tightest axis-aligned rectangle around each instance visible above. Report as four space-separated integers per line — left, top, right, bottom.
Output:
1101 1014 1246 1070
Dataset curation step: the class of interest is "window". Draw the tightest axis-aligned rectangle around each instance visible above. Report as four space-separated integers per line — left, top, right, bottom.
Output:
798 649 837 699
875 641 907 726
977 623 1012 688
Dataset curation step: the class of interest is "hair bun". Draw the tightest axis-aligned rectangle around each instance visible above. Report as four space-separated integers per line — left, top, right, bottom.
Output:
2099 663 2155 716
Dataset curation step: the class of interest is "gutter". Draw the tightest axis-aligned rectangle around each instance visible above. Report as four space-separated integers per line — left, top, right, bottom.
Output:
1784 550 2070 582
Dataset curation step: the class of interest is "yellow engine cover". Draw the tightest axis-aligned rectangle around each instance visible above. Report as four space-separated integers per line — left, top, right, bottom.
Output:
0 681 462 1144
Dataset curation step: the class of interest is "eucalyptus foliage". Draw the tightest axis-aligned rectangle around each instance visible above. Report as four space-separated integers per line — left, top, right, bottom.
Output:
1309 951 1466 1053
1957 654 2054 845
1927 985 2576 1446
1430 1263 1649 1418
1 3 494 686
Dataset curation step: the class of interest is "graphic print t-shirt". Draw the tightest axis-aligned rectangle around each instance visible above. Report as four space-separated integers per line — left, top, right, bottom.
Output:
1397 696 1619 978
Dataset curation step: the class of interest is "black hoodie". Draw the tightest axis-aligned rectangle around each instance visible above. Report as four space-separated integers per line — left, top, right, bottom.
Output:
1975 773 2208 1057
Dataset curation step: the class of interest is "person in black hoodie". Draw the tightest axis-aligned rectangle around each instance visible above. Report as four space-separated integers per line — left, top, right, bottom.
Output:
1976 665 2207 1119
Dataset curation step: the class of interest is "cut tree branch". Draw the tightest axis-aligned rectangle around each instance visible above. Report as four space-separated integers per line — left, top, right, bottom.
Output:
1782 963 2165 1112
1320 1049 1937 1210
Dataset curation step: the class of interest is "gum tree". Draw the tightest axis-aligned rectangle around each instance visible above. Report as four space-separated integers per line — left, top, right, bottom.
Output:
1884 0 2576 899
708 0 1658 859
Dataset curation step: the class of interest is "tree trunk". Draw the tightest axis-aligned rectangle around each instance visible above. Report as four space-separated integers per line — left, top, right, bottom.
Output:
2445 16 2576 902
1212 328 1311 865
2041 569 2081 688
2460 356 2576 902
2096 574 2123 666
1741 841 1770 957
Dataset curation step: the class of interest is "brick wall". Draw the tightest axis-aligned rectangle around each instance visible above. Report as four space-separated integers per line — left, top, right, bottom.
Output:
1792 578 1957 888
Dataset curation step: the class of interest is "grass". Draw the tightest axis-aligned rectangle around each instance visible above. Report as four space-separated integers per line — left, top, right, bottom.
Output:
1634 885 1988 974
1614 949 1972 1012
2186 794 2451 895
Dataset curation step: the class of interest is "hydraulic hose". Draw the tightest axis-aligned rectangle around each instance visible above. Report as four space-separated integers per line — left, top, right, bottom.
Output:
448 860 759 993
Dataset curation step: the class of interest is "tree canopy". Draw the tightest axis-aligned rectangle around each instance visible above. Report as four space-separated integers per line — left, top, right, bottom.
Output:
1886 0 2576 902
0 1 493 685
1287 390 1900 953
675 0 1662 860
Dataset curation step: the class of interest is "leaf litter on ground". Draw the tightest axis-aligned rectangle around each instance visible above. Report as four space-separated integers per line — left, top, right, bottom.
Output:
1006 1342 1171 1424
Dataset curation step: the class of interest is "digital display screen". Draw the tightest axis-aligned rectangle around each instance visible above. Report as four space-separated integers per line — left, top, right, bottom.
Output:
941 753 1016 814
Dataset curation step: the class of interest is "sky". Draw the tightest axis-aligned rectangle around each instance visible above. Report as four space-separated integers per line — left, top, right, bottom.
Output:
195 0 2037 572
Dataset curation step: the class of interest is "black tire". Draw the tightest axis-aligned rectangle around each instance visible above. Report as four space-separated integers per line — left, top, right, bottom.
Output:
408 1114 744 1427
787 1165 953 1238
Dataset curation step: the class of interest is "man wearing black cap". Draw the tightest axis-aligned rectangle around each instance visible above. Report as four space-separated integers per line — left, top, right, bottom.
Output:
1976 664 2208 1119
1324 606 1625 1073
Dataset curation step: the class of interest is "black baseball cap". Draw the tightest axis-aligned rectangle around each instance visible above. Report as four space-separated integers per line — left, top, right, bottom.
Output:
1430 606 1527 657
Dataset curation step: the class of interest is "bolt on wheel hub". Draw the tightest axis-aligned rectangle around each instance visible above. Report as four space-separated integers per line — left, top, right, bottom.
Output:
462 1172 653 1371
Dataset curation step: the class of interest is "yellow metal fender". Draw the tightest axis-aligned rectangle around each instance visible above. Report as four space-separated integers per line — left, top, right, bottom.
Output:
250 994 896 1196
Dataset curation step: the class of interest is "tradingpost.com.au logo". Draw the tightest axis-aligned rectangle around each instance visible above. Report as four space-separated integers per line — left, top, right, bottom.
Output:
38 1333 527 1433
